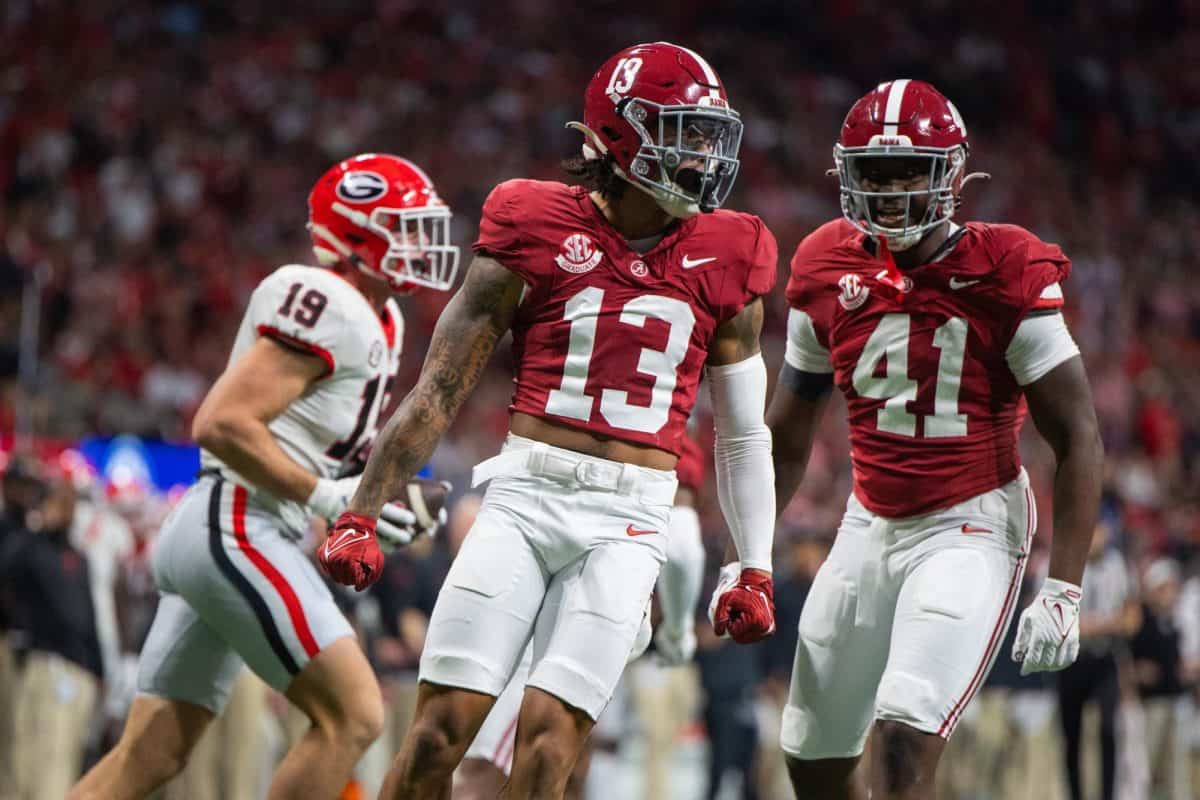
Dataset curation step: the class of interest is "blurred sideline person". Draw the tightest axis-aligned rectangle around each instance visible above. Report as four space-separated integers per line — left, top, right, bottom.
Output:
1056 521 1139 800
64 456 136 744
68 153 457 800
4 467 103 800
0 456 49 792
107 486 167 743
759 79 1103 799
1130 557 1191 800
453 434 708 798
1176 562 1200 791
325 41 779 800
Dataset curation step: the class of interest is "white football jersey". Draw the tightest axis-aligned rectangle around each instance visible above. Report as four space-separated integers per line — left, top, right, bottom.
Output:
201 265 403 529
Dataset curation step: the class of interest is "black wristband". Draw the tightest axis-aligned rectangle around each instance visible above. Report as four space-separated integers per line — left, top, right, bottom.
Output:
779 363 834 400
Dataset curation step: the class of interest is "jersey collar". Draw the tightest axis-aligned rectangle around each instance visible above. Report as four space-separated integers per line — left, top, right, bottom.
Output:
578 187 696 261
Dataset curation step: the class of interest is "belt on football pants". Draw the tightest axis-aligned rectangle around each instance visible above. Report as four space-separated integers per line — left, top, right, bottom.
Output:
470 441 677 506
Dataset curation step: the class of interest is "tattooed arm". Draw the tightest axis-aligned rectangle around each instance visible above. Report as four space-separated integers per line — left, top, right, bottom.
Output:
347 255 525 516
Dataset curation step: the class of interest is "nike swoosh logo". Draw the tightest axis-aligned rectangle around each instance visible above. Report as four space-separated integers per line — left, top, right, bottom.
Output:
626 524 657 537
681 255 717 269
323 529 369 557
961 524 991 534
1048 601 1068 636
949 277 981 289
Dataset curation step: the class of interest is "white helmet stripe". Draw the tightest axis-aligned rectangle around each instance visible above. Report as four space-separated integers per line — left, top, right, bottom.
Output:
664 41 721 99
882 78 911 137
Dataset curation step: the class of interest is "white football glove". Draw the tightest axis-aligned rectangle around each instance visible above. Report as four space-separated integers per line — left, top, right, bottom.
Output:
1012 577 1083 675
654 624 697 666
376 480 452 553
376 502 419 553
306 476 361 521
707 561 741 636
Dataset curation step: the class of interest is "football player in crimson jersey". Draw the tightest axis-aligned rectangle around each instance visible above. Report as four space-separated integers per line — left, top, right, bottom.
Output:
324 42 779 798
69 154 457 800
454 432 708 798
753 80 1104 799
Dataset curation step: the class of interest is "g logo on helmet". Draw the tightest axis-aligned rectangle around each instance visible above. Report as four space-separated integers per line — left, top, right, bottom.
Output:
555 233 603 274
336 171 388 204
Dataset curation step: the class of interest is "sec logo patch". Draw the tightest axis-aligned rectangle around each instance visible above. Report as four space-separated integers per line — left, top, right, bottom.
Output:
555 233 603 274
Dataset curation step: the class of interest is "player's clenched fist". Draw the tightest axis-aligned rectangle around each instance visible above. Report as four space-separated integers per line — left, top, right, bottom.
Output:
712 566 776 644
320 512 384 591
1012 578 1082 675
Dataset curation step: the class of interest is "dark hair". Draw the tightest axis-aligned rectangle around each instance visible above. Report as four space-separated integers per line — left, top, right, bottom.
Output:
561 153 626 200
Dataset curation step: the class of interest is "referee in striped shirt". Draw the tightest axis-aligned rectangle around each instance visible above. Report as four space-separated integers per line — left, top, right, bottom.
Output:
1056 519 1141 800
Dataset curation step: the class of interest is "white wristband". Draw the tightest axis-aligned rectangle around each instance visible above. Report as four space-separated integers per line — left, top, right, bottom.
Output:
307 476 356 521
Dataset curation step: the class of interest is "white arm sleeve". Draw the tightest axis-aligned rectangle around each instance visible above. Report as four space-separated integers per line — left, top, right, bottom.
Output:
657 504 705 634
785 309 834 373
1005 312 1080 386
705 353 775 572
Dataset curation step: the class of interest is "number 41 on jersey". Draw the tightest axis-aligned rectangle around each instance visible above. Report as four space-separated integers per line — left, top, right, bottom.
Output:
853 313 969 438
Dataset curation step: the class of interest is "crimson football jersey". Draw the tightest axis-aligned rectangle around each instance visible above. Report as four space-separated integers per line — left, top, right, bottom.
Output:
474 179 777 456
786 219 1070 518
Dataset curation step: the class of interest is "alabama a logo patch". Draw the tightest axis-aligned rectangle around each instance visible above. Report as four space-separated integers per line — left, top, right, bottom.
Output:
838 273 870 310
555 233 603 274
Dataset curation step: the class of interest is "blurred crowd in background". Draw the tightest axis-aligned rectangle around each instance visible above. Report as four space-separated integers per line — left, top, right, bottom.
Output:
2 0 1199 798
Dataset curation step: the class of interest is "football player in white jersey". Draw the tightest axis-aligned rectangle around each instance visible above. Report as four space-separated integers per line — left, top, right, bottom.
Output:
69 154 459 800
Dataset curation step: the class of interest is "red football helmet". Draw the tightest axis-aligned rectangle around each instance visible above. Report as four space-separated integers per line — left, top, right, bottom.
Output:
569 42 742 218
308 154 459 292
834 80 987 250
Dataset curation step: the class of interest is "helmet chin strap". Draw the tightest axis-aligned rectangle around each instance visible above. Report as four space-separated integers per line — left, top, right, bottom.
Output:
613 161 700 219
646 181 700 218
878 228 925 251
310 221 382 286
874 214 952 252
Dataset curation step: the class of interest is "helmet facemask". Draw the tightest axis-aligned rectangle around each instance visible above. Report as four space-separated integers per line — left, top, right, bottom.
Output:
368 205 459 292
835 144 966 251
311 202 459 293
620 99 742 218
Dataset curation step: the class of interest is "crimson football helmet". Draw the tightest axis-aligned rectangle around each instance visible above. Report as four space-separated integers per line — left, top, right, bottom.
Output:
834 79 988 250
569 42 742 218
308 154 459 292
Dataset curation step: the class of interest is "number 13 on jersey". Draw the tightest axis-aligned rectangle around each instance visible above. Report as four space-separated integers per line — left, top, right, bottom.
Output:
545 287 696 434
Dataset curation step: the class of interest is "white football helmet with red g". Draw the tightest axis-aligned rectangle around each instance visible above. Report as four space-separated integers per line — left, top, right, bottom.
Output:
308 153 459 292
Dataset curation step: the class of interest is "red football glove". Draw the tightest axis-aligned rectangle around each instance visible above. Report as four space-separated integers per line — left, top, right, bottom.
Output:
319 512 384 592
713 568 776 644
